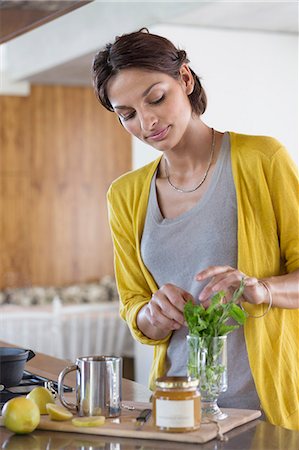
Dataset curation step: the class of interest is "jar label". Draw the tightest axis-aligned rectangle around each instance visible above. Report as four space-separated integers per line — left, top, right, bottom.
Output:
156 399 194 428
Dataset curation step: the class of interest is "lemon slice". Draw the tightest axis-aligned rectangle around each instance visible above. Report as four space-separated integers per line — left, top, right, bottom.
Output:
46 403 73 421
72 416 105 427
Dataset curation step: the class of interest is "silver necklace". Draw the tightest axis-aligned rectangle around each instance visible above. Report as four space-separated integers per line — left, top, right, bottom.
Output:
164 128 216 194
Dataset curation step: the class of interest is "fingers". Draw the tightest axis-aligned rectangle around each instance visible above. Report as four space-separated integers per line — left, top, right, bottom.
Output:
198 269 242 301
242 276 259 287
150 291 185 325
159 284 193 314
196 265 261 304
196 265 233 281
196 266 258 288
148 284 194 331
147 302 181 330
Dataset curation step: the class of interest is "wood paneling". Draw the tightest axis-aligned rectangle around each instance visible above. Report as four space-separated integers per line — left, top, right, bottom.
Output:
0 96 30 173
0 86 131 288
0 176 31 287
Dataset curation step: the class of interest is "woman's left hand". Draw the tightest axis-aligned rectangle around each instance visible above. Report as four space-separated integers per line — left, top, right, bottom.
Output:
196 265 268 307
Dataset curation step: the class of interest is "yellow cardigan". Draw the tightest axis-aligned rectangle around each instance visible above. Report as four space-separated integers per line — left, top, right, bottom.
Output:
107 132 299 430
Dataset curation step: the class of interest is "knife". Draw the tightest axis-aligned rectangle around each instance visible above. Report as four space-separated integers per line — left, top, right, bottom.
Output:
135 408 152 430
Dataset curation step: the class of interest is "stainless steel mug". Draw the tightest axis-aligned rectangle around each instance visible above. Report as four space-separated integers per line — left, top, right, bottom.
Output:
58 356 122 417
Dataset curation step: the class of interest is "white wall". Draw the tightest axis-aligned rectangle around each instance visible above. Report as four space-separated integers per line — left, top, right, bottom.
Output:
133 24 298 169
133 23 298 386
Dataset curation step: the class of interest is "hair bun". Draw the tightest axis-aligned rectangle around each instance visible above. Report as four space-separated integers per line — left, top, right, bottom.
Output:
177 49 188 64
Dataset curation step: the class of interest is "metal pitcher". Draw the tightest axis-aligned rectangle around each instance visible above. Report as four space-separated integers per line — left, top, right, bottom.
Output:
58 355 122 418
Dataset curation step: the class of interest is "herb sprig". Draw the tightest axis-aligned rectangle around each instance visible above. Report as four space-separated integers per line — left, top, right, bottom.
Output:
184 278 248 338
185 279 248 391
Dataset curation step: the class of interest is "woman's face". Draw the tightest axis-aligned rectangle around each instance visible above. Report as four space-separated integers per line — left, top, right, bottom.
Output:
106 66 194 152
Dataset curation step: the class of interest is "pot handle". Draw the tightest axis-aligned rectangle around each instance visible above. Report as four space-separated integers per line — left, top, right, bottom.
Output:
58 365 78 412
26 350 35 361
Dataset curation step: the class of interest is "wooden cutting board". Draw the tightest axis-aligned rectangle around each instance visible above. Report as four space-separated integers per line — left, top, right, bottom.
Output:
0 401 261 444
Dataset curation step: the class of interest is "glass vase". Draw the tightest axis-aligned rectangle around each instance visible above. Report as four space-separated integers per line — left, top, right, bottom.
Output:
187 335 228 420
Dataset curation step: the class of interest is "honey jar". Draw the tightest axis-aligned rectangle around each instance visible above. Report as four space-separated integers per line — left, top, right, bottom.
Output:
152 376 201 432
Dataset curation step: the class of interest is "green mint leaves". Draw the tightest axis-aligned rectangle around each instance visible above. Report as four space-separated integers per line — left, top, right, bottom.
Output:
184 278 248 338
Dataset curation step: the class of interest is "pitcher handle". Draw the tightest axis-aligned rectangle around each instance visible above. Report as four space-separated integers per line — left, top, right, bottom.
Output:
26 350 35 361
58 365 78 412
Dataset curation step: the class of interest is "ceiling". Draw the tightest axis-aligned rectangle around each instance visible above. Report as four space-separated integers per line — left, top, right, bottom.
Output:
0 0 91 44
168 1 298 34
2 1 298 87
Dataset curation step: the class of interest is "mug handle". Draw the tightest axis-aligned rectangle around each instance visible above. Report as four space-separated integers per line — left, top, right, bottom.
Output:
26 350 35 361
58 365 78 412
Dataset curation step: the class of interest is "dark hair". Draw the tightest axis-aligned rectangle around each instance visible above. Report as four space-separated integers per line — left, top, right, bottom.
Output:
92 28 207 116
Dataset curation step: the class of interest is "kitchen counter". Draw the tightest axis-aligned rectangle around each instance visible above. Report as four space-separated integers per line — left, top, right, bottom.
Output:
0 342 298 449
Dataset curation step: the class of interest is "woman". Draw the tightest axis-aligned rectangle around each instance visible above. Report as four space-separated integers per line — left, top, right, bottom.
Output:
92 29 299 430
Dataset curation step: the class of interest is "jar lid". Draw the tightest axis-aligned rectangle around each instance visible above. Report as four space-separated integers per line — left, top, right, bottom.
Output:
155 376 199 389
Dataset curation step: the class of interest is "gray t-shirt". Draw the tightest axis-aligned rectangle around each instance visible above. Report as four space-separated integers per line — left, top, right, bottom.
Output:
140 132 260 410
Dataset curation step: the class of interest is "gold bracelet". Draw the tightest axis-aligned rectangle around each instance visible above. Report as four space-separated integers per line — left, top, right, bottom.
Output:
240 279 273 319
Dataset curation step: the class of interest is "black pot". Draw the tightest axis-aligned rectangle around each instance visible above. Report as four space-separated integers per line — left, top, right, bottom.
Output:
0 347 35 388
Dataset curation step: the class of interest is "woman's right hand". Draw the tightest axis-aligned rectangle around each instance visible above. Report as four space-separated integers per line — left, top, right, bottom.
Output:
137 284 194 340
